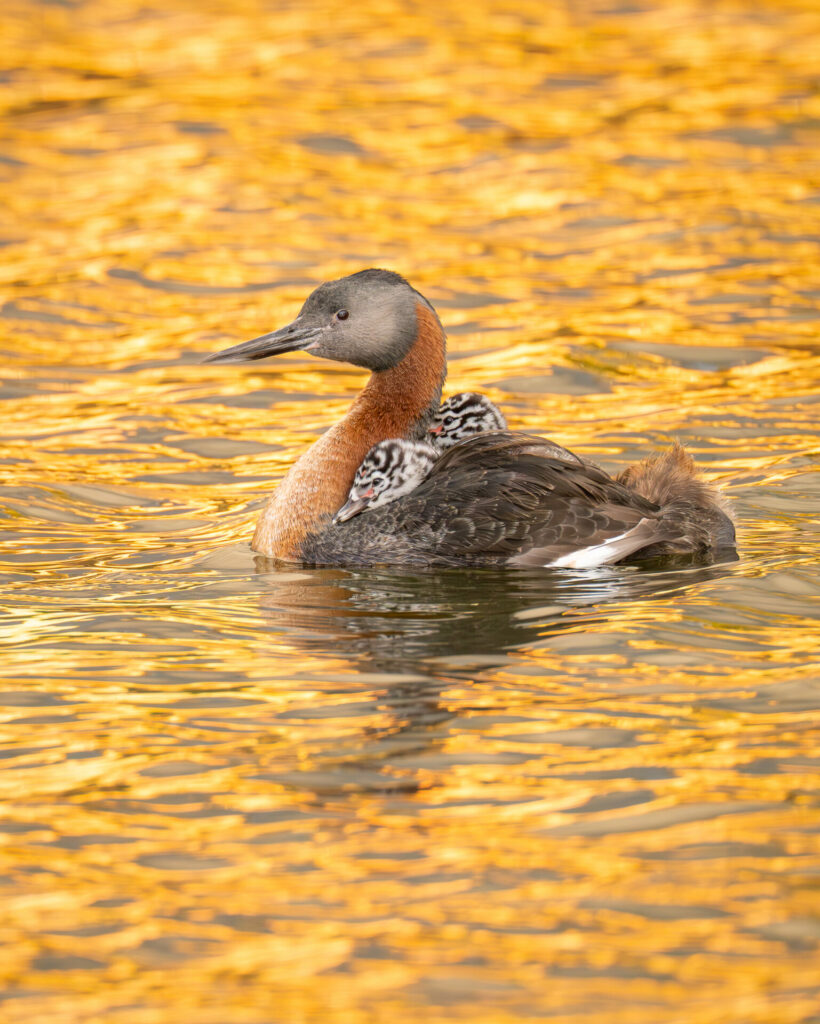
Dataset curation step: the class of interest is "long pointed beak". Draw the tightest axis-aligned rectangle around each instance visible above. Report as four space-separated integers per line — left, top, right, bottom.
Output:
332 490 374 524
203 316 323 363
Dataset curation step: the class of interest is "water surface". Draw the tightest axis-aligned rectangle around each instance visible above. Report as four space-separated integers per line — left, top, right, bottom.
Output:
1 0 819 1021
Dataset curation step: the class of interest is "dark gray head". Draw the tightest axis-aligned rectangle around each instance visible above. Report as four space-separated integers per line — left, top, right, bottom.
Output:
204 269 441 372
429 392 507 450
333 439 438 523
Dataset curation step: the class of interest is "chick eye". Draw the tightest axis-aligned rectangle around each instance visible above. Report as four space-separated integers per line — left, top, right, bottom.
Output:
443 415 454 426
336 309 349 321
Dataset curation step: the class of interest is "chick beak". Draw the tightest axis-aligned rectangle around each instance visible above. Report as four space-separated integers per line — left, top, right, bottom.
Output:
332 488 375 524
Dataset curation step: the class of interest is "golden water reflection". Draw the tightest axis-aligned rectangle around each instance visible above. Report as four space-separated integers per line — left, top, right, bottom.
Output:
1 0 819 1020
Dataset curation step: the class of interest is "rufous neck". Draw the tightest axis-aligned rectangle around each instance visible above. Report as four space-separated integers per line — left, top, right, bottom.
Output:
252 301 447 560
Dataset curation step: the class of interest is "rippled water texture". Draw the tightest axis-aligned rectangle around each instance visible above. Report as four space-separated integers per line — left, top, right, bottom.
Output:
2 0 819 1021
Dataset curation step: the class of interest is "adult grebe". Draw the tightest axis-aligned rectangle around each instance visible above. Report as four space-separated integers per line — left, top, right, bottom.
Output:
205 269 736 568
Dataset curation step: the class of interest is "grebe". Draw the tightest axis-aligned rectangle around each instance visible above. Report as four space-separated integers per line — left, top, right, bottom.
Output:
205 269 736 568
334 439 438 523
430 393 507 449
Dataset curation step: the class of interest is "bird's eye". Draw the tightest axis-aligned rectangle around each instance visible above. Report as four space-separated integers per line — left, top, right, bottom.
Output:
443 416 454 426
372 475 383 487
336 309 349 321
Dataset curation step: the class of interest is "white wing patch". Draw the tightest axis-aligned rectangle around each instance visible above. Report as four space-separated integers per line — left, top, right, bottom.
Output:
549 519 659 569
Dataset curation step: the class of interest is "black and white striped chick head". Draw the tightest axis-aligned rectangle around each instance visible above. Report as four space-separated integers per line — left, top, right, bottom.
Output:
333 439 438 524
429 392 507 451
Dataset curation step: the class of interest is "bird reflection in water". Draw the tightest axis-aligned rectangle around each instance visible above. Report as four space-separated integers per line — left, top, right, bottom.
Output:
244 557 740 782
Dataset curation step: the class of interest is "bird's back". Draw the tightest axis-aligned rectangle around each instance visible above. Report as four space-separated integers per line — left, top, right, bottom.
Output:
299 432 732 568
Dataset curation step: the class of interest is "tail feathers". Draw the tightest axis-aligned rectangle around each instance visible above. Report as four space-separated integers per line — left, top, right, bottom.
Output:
617 443 734 521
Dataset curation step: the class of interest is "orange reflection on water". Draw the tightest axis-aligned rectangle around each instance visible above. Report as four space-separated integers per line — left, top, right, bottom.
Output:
1 0 820 1021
